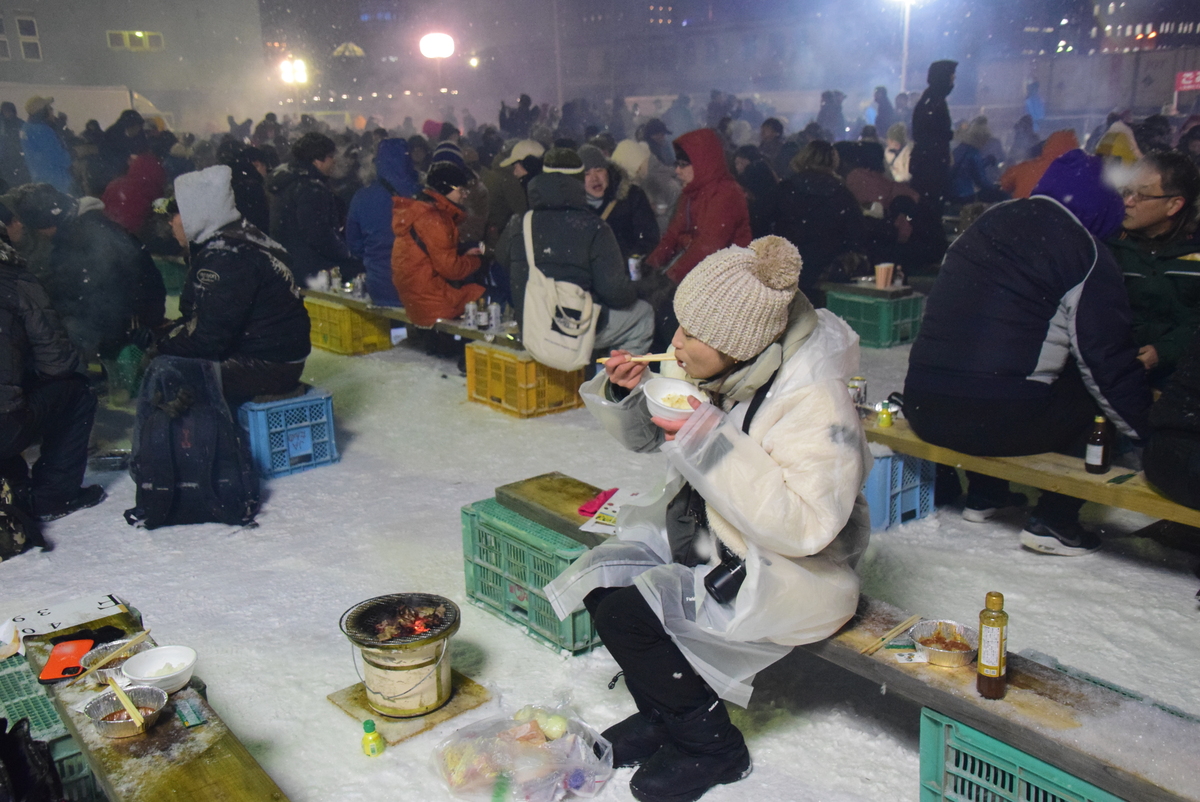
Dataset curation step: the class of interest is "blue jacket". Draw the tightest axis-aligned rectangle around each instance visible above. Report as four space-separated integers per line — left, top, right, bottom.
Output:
905 196 1152 441
346 139 419 306
20 121 73 194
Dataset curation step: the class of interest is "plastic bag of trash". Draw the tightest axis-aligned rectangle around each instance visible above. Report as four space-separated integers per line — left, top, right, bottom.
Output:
433 704 614 802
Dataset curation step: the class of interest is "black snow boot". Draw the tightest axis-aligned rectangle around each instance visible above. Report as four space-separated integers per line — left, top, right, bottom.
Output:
601 685 668 768
628 695 751 802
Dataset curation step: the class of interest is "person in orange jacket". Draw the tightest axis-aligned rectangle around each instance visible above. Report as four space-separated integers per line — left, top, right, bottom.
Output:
390 162 484 328
1000 130 1079 199
644 128 751 285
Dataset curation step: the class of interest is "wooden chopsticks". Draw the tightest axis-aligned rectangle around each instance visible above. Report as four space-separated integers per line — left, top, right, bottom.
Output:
67 629 151 687
859 614 922 656
595 353 677 364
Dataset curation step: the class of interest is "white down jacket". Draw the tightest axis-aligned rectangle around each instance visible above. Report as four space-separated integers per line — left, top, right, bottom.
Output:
545 302 872 707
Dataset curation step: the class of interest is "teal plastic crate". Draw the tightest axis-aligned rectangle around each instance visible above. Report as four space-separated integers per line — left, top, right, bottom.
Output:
461 498 601 654
827 290 925 348
866 452 935 530
0 656 106 802
920 708 1125 802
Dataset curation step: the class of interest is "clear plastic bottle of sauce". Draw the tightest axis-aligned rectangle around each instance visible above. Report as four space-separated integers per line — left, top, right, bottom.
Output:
977 591 1008 700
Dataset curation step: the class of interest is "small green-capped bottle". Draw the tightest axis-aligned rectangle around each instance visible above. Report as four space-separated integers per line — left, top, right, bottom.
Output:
362 719 385 757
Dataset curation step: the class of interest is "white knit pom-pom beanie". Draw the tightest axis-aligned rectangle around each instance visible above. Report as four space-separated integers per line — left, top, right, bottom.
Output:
672 236 802 361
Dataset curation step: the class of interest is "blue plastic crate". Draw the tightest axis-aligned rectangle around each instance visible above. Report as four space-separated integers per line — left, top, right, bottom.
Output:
866 451 935 529
0 656 106 802
238 388 339 479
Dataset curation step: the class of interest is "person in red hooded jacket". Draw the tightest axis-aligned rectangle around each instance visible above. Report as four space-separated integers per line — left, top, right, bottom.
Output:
390 162 484 329
101 153 167 236
645 128 752 284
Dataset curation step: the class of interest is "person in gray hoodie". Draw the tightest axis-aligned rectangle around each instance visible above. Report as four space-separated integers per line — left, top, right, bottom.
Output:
160 165 310 408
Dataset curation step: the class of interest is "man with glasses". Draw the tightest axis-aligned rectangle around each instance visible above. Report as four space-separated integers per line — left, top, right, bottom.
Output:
1109 150 1200 379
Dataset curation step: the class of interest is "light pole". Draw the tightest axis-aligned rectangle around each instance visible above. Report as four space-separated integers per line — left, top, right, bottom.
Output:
895 0 915 94
420 33 455 93
280 56 307 107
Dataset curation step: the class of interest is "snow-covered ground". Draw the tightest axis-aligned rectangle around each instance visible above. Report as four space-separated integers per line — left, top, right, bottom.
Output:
2 339 1198 802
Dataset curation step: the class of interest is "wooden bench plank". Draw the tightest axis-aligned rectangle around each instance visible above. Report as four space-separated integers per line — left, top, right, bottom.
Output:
802 597 1200 802
301 289 524 350
865 417 1200 529
24 614 289 802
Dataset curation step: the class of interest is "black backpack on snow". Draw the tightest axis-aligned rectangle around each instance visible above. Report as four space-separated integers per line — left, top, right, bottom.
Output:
124 356 259 529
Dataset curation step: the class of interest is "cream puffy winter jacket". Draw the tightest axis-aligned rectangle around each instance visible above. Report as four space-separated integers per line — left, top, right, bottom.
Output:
545 299 871 706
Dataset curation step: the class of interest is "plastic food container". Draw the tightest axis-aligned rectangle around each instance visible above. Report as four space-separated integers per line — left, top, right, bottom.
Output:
911 619 979 667
84 685 168 738
121 645 197 694
644 377 704 422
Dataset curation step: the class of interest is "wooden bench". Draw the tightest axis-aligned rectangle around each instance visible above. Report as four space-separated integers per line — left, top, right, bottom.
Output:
802 596 1200 802
301 289 524 351
493 473 1200 801
864 416 1200 530
22 610 288 802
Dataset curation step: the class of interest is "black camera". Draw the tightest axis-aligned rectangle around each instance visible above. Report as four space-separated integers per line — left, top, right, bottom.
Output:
704 542 746 605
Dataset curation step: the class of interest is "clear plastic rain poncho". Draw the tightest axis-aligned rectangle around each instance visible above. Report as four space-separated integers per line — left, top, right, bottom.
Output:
545 304 872 707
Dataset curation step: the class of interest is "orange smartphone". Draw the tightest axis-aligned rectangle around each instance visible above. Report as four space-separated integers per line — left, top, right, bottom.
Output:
37 639 94 684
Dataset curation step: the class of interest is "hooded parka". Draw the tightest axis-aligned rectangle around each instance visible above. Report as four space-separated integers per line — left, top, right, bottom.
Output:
909 60 957 208
646 129 752 283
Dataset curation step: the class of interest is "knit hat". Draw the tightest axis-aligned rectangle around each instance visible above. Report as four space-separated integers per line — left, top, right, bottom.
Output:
430 141 467 169
499 139 544 167
426 162 474 196
674 236 802 361
611 139 651 178
577 144 607 172
13 184 76 230
1031 149 1125 239
542 147 584 176
24 96 53 117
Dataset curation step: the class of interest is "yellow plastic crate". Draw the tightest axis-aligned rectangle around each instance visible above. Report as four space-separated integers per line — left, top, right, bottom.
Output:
465 342 585 418
304 296 393 355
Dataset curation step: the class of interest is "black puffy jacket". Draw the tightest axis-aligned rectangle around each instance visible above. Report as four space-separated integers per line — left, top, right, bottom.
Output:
158 221 311 364
495 172 637 326
44 205 166 358
267 162 353 282
905 197 1152 441
0 241 81 414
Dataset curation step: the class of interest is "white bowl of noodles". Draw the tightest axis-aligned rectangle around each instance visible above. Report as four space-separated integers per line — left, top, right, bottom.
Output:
644 377 705 421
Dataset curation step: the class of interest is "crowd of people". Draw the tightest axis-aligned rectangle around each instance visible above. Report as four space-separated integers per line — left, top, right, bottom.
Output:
2 65 1200 802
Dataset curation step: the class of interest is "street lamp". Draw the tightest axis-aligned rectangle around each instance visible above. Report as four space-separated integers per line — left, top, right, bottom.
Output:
419 33 454 90
894 0 915 94
280 57 307 106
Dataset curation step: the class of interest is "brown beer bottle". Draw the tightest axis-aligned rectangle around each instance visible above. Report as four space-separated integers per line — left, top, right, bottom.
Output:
976 591 1008 700
1085 415 1110 474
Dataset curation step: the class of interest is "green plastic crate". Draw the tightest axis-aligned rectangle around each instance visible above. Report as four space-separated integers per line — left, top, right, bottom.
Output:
920 708 1124 802
0 656 107 802
461 498 601 654
826 290 925 348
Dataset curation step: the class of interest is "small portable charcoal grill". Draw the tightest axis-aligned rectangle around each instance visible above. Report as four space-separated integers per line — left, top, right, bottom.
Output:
339 592 460 649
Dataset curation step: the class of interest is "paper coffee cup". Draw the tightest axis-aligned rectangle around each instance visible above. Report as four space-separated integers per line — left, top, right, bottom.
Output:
875 263 895 289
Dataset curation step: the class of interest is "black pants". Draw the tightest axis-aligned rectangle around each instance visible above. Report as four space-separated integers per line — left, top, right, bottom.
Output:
0 375 96 511
1144 431 1200 510
220 357 305 410
585 586 710 717
905 365 1099 524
